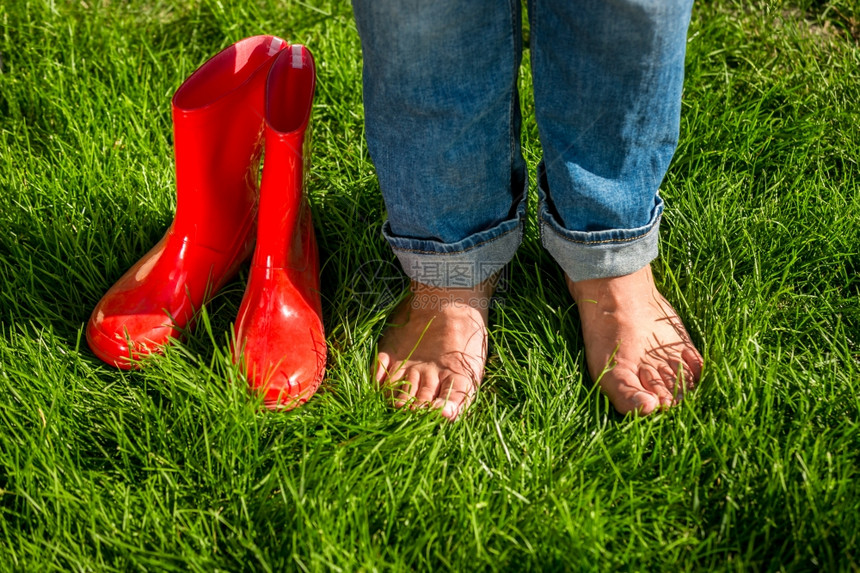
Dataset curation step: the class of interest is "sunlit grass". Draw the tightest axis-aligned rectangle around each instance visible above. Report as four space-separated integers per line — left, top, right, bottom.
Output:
0 0 858 570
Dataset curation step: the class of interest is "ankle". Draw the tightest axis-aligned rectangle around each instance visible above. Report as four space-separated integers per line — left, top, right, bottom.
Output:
409 280 494 315
566 265 655 304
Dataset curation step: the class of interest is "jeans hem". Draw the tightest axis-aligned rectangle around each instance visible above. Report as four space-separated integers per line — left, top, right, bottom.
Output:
539 198 663 282
384 198 526 288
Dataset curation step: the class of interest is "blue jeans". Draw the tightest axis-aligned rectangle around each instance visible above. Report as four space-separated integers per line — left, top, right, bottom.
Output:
352 0 693 286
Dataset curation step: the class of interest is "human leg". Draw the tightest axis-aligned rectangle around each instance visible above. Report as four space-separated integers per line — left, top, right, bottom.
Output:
529 0 703 414
352 0 525 419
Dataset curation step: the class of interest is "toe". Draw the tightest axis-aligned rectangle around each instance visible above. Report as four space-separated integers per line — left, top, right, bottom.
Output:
599 370 660 416
631 391 660 415
375 352 392 384
682 347 703 388
432 373 477 421
658 364 682 399
390 367 421 408
412 369 441 408
638 364 674 408
667 358 693 399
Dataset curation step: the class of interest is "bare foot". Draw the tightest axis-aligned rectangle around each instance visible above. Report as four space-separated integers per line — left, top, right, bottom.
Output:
375 280 491 421
567 265 703 415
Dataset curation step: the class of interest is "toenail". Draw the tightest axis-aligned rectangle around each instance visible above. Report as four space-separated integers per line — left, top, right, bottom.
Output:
442 402 460 419
632 391 657 412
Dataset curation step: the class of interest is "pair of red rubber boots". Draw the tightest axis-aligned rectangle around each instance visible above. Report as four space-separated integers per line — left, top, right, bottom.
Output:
86 36 325 409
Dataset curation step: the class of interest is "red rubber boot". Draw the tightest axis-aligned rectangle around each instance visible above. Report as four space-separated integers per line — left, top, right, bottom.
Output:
87 36 288 368
233 45 326 409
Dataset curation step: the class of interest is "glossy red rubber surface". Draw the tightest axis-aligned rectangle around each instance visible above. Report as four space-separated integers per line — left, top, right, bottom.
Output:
234 45 326 408
87 36 288 368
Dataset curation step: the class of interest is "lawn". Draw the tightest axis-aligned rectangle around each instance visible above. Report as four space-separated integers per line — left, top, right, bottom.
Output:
1 0 858 570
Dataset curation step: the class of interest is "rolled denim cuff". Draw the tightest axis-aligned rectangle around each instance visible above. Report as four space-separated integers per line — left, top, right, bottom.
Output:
383 196 526 288
539 191 664 282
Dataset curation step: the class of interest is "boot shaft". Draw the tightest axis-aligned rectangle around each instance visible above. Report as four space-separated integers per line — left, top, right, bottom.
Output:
254 45 316 269
171 36 287 250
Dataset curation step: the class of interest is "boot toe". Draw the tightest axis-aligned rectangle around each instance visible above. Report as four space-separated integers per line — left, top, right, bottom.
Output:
87 310 178 368
234 269 326 410
244 344 325 410
87 320 136 369
260 370 317 410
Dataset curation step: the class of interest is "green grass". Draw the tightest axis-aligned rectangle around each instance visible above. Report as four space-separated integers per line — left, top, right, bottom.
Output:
1 0 859 570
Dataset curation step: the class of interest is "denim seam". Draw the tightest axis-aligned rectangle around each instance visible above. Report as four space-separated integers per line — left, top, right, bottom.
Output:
508 0 518 187
390 223 522 256
540 214 660 246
